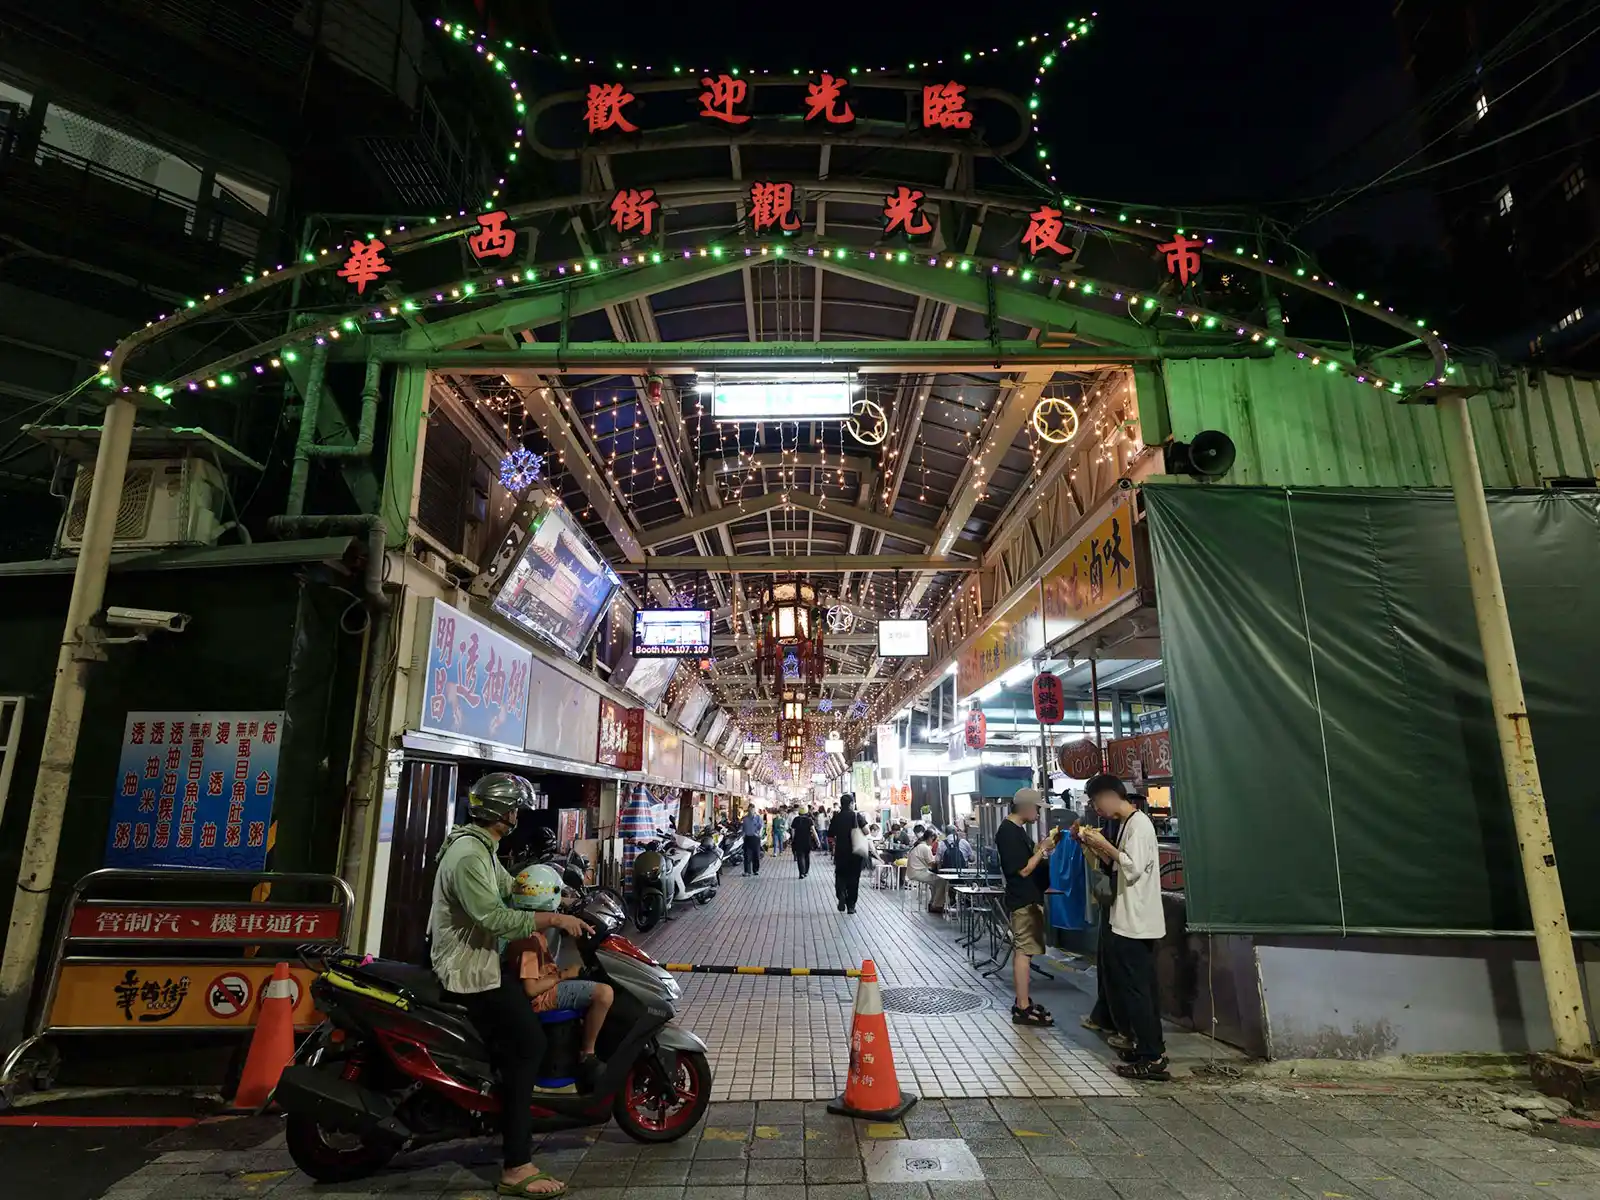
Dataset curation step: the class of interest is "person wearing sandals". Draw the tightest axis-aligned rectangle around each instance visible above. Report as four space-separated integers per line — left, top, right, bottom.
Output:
431 773 592 1196
995 787 1060 1027
1078 775 1169 1081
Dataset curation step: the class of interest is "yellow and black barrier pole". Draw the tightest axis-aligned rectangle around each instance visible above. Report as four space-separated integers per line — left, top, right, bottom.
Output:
662 964 862 977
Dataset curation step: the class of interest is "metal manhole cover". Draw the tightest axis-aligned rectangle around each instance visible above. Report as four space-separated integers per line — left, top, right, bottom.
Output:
905 1157 941 1172
879 987 987 1015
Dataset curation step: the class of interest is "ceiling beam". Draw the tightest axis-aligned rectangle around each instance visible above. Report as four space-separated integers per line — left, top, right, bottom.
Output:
782 491 984 558
400 255 747 351
630 555 979 573
373 340 1158 370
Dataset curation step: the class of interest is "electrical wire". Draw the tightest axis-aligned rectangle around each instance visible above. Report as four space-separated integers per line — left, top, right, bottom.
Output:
1298 15 1600 226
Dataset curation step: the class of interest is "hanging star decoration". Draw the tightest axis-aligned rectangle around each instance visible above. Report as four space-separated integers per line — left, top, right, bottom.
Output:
825 603 855 634
846 397 888 446
1031 396 1080 445
849 699 869 719
499 447 543 491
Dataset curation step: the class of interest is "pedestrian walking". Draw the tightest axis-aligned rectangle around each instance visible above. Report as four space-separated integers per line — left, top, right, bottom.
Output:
1077 775 1168 1081
829 794 868 913
773 807 790 855
741 806 763 876
789 807 817 878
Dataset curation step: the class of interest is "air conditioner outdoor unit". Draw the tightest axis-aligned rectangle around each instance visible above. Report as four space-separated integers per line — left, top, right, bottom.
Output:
57 455 227 553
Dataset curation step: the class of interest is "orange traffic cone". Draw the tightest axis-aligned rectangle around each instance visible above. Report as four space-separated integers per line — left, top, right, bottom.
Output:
828 959 917 1120
232 961 297 1110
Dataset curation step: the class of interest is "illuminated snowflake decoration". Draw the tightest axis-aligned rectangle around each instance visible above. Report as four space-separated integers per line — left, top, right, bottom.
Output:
498 447 543 491
848 699 869 719
825 603 854 634
818 697 834 713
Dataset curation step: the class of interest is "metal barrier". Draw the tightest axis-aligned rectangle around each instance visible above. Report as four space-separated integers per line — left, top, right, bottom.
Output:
662 963 862 977
0 868 353 1105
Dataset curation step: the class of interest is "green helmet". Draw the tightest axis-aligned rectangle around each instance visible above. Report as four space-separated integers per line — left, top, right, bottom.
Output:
510 863 564 912
467 772 534 826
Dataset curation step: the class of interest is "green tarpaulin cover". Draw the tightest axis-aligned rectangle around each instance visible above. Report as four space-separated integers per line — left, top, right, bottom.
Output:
1143 484 1600 935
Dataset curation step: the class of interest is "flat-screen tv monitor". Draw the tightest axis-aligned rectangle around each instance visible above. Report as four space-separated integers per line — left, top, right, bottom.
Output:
878 618 929 657
617 653 678 708
673 681 711 734
633 608 712 657
489 492 619 660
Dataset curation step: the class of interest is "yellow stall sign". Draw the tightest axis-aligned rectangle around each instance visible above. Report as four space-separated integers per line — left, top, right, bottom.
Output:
49 961 322 1031
1042 499 1139 635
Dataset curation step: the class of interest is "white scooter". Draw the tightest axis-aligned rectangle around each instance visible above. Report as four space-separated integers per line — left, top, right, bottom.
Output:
632 828 722 931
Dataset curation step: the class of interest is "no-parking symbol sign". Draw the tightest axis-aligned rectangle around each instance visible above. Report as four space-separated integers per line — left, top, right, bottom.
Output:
206 972 252 1019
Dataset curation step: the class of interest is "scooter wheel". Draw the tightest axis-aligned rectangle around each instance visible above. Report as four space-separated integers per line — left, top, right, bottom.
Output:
693 891 714 905
613 1049 712 1142
285 1113 398 1183
634 892 665 932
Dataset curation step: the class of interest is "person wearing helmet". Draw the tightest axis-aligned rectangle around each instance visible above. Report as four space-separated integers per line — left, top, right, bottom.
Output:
429 772 590 1197
507 864 614 1092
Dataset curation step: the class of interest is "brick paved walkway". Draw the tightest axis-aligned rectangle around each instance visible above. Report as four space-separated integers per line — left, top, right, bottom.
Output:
87 1087 1600 1200
634 849 1133 1101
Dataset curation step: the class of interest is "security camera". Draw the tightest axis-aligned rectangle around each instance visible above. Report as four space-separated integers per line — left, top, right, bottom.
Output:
104 606 190 634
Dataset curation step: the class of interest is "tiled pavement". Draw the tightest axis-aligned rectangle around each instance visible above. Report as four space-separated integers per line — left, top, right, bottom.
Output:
94 1089 1600 1200
634 848 1135 1100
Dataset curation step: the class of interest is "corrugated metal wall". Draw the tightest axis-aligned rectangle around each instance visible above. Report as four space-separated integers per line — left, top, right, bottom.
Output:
1159 357 1600 489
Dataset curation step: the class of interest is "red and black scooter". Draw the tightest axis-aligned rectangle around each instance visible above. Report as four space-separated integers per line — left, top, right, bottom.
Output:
273 890 709 1183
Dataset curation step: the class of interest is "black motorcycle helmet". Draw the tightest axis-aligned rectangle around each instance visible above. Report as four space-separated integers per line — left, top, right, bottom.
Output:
467 772 534 826
526 824 559 861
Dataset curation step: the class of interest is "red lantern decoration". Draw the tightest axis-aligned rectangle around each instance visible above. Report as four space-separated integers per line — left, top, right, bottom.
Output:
964 708 988 750
1032 671 1064 724
1058 739 1103 780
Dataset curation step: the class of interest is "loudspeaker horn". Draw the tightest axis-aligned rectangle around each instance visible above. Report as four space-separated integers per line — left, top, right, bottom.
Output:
1166 430 1237 478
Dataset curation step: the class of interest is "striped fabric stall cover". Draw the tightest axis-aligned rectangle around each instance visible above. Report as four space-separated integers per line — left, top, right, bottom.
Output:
618 785 657 888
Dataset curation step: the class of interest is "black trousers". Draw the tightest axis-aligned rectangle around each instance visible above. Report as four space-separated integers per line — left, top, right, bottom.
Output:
1090 903 1115 1029
794 844 812 877
447 974 547 1167
834 856 862 909
743 835 761 874
1103 931 1165 1060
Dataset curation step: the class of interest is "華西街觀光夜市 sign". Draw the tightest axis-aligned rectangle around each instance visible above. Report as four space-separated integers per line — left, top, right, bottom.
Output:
416 598 532 751
958 498 1140 696
104 712 283 871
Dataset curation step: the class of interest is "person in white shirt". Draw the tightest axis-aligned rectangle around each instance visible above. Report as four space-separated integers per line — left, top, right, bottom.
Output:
906 829 948 913
1078 774 1168 1081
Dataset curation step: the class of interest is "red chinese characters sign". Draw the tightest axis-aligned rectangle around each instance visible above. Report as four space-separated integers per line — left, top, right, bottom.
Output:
70 903 343 942
1105 729 1173 783
597 698 645 772
964 708 988 750
1032 671 1064 724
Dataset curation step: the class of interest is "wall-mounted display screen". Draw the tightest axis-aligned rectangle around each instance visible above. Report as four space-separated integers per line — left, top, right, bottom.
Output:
617 653 678 708
672 680 712 734
633 608 712 657
878 618 930 657
489 492 619 660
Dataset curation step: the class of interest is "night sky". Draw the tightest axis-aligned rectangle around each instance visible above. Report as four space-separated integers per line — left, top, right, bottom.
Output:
494 0 1432 245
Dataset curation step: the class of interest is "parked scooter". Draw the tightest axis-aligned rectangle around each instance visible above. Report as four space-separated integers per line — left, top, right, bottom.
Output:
716 824 744 870
275 889 710 1183
631 827 721 932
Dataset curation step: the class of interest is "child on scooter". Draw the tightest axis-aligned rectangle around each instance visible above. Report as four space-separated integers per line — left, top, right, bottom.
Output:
508 864 613 1092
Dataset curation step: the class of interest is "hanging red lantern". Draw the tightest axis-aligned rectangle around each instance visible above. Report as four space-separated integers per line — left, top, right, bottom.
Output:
1032 671 1064 724
964 708 988 750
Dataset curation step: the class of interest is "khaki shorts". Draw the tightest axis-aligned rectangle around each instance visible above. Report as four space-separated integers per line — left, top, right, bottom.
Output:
1010 904 1046 956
